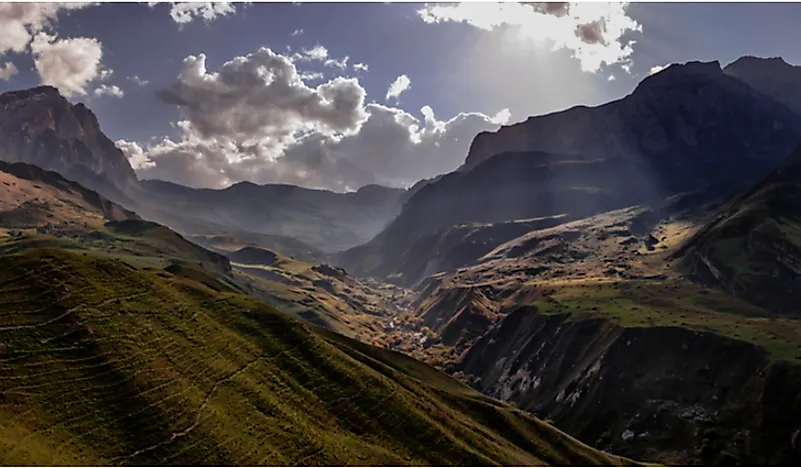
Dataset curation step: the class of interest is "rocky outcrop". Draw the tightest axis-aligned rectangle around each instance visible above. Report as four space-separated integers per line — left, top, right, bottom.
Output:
0 86 137 191
458 307 801 465
463 61 801 173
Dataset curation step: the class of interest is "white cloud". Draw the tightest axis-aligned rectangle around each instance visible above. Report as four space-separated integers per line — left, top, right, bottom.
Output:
353 62 369 72
386 74 411 101
131 47 507 191
30 32 103 97
165 2 236 25
157 48 368 141
649 64 669 75
0 61 18 80
0 3 92 57
93 84 124 98
291 28 304 36
129 75 150 86
418 2 641 73
299 71 325 81
98 68 113 80
325 56 349 70
115 139 154 170
297 45 328 61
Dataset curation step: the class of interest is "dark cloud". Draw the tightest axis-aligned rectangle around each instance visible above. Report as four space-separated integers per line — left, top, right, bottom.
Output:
526 2 570 17
575 19 606 45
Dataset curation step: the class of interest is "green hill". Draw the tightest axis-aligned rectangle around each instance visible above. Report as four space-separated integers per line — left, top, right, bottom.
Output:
677 144 801 315
0 248 632 466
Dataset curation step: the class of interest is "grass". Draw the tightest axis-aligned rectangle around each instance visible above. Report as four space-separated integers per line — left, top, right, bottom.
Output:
530 279 801 362
0 248 632 466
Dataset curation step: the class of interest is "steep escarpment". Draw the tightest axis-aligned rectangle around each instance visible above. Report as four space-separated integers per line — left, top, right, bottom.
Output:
464 60 801 171
0 86 137 192
458 307 801 465
724 56 801 114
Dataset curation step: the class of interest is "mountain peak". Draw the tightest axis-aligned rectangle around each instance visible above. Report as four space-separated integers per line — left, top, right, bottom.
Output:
634 60 723 93
0 86 137 191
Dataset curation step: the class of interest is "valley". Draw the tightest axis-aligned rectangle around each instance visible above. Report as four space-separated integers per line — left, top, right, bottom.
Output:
3 52 801 466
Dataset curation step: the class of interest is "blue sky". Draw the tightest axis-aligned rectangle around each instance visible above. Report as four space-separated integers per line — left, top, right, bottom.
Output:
1 2 800 191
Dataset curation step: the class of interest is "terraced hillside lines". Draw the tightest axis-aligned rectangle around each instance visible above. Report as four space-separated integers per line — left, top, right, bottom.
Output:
0 249 630 466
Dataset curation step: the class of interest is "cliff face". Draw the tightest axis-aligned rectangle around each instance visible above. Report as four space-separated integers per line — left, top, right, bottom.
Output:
458 307 801 465
463 61 801 173
0 86 137 191
724 56 801 114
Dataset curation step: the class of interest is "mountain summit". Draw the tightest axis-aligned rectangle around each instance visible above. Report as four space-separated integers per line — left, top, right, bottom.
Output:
0 86 137 191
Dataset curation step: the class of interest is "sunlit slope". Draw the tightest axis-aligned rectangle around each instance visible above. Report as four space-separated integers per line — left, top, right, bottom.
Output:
0 249 631 466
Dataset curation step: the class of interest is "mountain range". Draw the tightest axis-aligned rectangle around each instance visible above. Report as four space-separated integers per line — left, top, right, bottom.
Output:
3 55 801 465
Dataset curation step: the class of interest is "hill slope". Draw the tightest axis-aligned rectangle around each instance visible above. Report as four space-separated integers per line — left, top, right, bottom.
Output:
0 248 631 466
677 144 801 315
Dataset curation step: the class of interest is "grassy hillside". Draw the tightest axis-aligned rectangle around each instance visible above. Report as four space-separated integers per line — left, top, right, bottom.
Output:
0 248 631 466
677 145 801 315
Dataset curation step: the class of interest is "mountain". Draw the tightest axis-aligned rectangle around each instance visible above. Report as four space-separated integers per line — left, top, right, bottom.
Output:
0 86 137 193
0 247 632 466
340 60 801 280
0 86 407 254
377 200 801 465
464 60 801 171
132 178 405 252
724 56 801 114
677 143 801 315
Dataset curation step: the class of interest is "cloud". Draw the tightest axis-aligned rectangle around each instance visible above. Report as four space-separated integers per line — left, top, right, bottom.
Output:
386 74 411 101
115 139 154 170
30 32 103 97
129 75 150 86
93 84 124 98
418 2 641 73
325 56 349 70
165 2 235 25
353 62 369 72
291 28 304 36
0 61 18 80
649 64 669 75
299 71 325 81
156 48 368 141
0 3 92 57
128 47 508 191
296 45 328 61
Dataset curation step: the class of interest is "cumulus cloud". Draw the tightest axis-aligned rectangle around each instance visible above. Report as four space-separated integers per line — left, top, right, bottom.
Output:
156 48 368 141
127 47 508 191
0 61 18 80
30 32 103 97
115 139 154 170
0 2 92 56
164 2 236 25
386 74 411 101
418 2 641 73
93 84 124 98
353 62 369 72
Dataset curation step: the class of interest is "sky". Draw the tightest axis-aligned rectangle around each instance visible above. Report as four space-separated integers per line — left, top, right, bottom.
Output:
1 2 801 192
